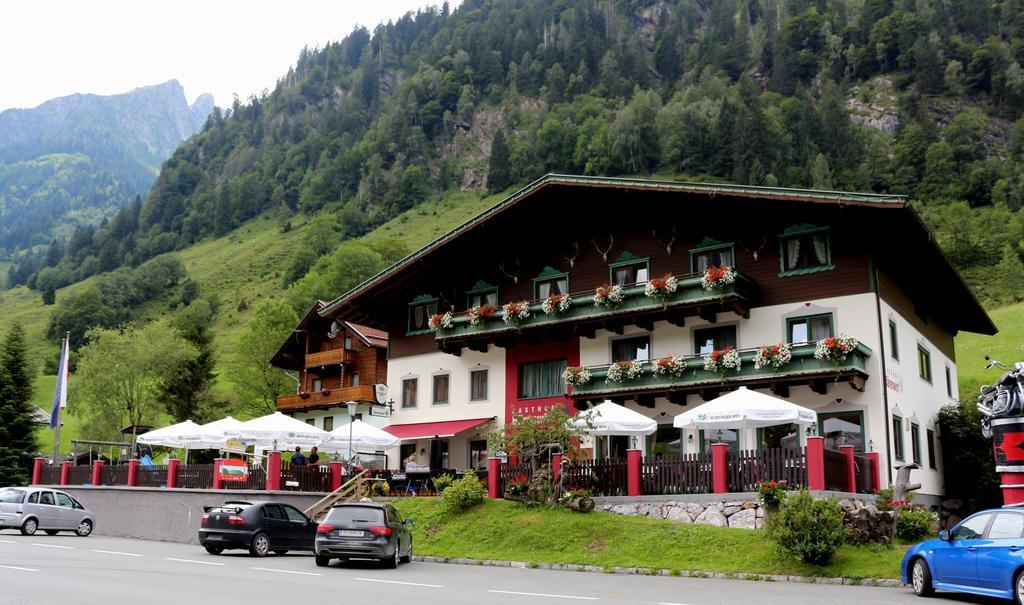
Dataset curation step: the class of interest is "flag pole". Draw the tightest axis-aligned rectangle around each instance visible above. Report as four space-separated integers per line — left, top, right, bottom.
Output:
51 336 64 465
50 332 70 465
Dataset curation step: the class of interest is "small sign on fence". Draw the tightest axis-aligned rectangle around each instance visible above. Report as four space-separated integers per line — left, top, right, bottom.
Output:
219 459 249 482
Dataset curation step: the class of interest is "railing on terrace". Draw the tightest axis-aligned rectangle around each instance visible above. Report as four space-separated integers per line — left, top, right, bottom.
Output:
176 464 214 489
280 463 331 492
727 448 806 492
854 454 874 494
571 340 872 398
224 465 267 491
276 385 376 411
498 462 533 495
823 449 848 491
101 465 131 486
433 271 755 341
641 453 712 495
305 348 356 368
39 465 62 485
135 466 168 488
66 465 93 486
561 459 629 496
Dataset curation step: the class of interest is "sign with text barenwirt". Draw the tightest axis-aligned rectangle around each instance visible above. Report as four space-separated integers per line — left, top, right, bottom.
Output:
370 404 391 418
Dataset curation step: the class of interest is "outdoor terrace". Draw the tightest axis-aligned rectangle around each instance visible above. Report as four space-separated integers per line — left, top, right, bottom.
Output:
304 348 357 368
276 385 376 412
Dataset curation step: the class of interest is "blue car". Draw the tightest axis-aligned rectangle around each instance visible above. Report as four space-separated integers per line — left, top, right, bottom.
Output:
902 507 1024 602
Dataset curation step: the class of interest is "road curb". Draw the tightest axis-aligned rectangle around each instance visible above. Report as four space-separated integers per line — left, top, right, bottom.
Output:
410 555 902 588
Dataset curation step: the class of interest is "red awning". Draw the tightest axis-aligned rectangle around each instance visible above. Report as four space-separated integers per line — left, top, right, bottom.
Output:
383 417 494 441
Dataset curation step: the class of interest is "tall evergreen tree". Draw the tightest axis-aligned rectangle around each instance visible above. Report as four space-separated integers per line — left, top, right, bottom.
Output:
160 300 217 422
487 129 513 193
0 324 35 485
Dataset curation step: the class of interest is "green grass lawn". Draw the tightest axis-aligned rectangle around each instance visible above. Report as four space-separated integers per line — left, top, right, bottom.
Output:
391 498 906 580
955 301 1024 402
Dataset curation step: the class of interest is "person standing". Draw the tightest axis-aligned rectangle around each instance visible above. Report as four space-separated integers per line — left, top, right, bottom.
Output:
290 446 306 469
308 446 320 465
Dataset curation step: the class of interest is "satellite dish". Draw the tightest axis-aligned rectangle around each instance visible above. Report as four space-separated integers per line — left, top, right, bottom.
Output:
327 321 341 339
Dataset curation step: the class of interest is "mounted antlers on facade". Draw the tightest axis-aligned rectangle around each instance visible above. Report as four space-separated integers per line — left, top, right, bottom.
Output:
740 233 767 261
497 257 521 284
652 225 677 255
591 233 614 262
558 240 580 268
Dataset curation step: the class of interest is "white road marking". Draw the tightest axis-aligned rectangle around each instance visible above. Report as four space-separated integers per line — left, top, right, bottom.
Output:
354 577 443 588
93 549 142 557
165 557 224 566
487 590 598 600
0 565 39 572
0 539 16 543
31 543 72 549
251 567 321 576
658 603 692 605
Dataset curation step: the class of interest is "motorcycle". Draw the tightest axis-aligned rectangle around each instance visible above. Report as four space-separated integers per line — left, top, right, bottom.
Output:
977 356 1024 439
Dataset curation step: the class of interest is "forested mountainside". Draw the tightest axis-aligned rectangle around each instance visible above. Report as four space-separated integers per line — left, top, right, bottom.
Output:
0 80 212 266
14 0 1024 317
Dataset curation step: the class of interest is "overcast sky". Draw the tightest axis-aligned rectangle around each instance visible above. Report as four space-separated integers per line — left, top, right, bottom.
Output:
0 0 443 111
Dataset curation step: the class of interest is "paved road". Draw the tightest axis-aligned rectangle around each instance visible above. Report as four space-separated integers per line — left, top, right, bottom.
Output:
0 532 991 605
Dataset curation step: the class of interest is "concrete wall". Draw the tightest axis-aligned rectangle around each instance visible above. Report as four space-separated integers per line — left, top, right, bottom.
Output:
51 486 325 544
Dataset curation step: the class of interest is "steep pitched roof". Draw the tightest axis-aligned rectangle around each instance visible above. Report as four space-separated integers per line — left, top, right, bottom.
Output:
345 321 388 349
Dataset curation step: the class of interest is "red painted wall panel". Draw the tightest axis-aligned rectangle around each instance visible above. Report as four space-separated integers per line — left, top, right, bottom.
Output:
503 338 580 424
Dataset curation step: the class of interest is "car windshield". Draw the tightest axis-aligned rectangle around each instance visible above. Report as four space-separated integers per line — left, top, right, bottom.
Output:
325 506 384 525
0 489 24 504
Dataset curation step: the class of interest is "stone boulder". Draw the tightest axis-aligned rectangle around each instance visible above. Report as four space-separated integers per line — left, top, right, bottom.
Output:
728 508 757 530
694 507 727 527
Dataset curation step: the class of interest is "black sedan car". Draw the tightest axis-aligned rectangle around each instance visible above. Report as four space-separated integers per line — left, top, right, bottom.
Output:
199 500 316 557
315 503 412 568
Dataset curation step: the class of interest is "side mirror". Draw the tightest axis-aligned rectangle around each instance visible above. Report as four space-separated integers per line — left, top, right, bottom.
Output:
939 530 950 541
403 518 413 526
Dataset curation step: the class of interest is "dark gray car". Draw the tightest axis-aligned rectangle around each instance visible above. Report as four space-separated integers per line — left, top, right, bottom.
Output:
314 503 412 568
0 487 95 536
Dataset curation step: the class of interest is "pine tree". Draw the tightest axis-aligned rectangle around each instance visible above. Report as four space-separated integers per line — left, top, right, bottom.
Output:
487 129 513 193
160 300 217 422
0 324 35 485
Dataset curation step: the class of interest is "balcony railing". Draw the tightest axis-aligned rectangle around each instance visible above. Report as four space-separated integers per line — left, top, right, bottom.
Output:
434 272 755 344
276 385 376 411
305 348 356 368
569 340 872 401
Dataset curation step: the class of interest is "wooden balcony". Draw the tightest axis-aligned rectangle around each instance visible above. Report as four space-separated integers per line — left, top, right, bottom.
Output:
276 385 376 412
434 272 755 353
570 340 872 407
304 348 357 368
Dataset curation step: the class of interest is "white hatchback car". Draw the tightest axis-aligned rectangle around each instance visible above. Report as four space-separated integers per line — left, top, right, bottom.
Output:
0 487 95 536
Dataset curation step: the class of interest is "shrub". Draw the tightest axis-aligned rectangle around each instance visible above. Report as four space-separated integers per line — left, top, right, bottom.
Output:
440 470 485 514
766 490 847 566
432 473 455 494
897 507 939 542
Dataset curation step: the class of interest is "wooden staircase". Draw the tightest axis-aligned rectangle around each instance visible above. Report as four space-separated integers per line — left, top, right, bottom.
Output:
302 469 370 521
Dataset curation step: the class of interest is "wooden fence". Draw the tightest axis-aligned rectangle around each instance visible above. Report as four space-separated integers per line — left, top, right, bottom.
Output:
224 465 267 490
102 465 131 486
66 465 93 486
561 459 628 496
135 466 168 488
176 464 214 489
39 465 61 485
727 447 806 492
822 448 848 491
279 463 331 492
641 453 713 495
854 454 874 494
498 462 533 495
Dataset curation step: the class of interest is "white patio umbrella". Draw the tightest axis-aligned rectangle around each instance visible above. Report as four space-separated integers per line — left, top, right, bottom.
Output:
236 412 328 450
322 419 401 453
198 416 243 444
673 387 817 430
573 400 658 436
137 420 206 447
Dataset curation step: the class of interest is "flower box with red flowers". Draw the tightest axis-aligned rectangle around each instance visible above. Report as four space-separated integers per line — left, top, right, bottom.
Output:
465 304 498 326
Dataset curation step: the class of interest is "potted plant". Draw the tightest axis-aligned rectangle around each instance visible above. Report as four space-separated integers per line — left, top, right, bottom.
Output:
320 387 331 396
644 273 678 307
505 474 531 501
702 347 741 380
606 359 645 383
541 293 572 316
465 303 498 326
428 311 453 335
753 343 792 372
652 355 686 377
502 300 531 330
593 283 625 309
756 479 790 518
562 365 592 387
701 265 736 291
558 486 595 513
299 391 310 399
814 335 858 364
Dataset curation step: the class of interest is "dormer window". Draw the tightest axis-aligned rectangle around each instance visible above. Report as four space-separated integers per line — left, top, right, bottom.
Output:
609 251 649 286
779 224 833 276
466 280 498 308
690 238 734 273
408 295 437 333
534 266 568 299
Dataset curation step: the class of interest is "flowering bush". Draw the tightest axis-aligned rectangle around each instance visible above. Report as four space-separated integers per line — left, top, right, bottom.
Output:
606 359 645 383
465 303 498 326
701 265 736 291
703 347 741 375
506 474 530 496
753 343 793 371
562 365 592 387
541 293 572 316
652 355 687 377
428 311 453 334
557 486 592 505
593 283 625 309
757 479 791 506
814 334 858 364
502 300 531 329
644 273 679 306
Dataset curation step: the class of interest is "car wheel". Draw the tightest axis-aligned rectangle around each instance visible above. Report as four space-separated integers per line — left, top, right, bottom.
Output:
45 530 60 536
315 554 331 567
384 545 399 569
204 546 223 555
1015 569 1024 605
911 558 934 597
75 520 93 537
401 539 412 563
249 532 270 557
273 550 289 556
20 518 38 536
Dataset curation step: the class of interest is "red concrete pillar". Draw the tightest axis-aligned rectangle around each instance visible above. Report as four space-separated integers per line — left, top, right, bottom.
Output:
266 452 282 491
1001 473 1024 506
711 443 729 494
32 458 45 484
840 445 856 493
127 459 140 487
60 461 71 486
487 457 501 499
91 460 104 486
166 459 179 488
866 452 881 493
212 458 224 490
329 461 344 492
627 449 642 496
551 453 564 483
805 436 825 491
